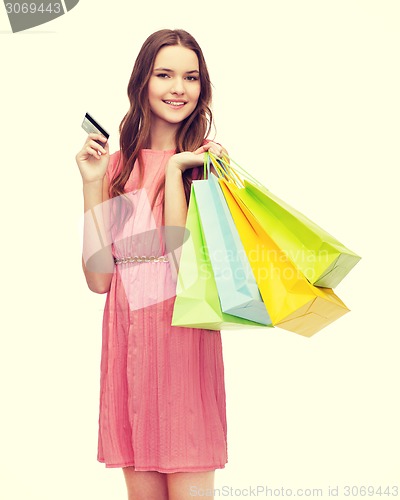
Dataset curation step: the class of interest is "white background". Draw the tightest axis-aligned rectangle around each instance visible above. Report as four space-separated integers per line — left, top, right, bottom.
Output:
0 1 399 498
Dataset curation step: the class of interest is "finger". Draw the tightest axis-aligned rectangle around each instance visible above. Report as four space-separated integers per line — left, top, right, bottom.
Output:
209 146 223 158
88 139 107 155
206 141 220 150
87 146 103 159
192 144 209 154
87 132 108 145
203 141 223 157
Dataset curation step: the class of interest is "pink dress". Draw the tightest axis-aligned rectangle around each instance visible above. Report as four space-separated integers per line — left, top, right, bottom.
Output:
96 146 228 472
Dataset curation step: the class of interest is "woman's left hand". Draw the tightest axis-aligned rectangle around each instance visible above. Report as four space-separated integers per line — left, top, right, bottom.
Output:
193 141 226 158
166 141 227 174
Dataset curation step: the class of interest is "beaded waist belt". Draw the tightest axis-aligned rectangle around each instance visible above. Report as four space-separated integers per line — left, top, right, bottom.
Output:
114 255 169 265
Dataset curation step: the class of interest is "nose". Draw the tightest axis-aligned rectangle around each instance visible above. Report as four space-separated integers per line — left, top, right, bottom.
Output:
170 77 185 95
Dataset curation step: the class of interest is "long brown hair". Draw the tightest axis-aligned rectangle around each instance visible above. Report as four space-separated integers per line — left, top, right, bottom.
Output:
109 29 214 231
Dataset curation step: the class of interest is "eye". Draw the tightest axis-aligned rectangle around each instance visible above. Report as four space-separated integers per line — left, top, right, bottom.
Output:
186 76 199 81
156 73 169 78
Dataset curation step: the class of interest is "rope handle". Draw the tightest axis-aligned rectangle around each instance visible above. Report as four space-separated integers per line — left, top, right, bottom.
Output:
207 151 264 188
203 151 242 186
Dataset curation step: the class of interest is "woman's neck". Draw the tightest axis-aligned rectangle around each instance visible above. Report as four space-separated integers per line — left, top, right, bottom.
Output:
149 116 178 150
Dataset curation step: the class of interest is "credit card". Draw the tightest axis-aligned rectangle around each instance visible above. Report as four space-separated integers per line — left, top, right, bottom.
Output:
81 112 109 147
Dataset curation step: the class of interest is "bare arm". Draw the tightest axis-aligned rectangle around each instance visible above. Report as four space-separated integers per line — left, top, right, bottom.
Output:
163 162 190 281
163 142 226 279
164 143 227 228
164 164 188 229
81 175 114 294
76 133 114 294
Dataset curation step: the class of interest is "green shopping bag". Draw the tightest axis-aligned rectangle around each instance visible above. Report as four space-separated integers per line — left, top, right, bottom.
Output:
210 153 361 288
171 184 272 331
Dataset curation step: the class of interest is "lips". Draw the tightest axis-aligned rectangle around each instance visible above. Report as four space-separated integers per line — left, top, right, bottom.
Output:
163 100 187 107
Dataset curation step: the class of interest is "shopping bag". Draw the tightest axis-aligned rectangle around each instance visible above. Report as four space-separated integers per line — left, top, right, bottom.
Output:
171 184 272 331
218 177 350 337
193 168 272 325
210 153 361 288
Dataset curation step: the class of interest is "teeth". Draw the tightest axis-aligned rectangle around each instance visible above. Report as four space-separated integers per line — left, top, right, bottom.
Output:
165 101 185 106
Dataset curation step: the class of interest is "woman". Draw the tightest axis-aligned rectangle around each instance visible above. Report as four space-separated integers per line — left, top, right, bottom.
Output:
76 29 228 500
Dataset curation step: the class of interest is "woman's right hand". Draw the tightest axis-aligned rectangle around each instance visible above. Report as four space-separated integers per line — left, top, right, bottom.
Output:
75 133 110 184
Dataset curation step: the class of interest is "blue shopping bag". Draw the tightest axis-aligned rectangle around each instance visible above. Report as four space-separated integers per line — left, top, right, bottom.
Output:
192 158 272 326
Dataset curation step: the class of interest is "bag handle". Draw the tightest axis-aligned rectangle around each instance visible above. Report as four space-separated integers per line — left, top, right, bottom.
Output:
203 151 242 186
203 152 228 180
208 151 264 188
211 154 241 185
203 151 210 179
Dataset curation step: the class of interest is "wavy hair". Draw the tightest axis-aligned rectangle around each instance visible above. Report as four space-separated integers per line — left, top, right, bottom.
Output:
109 29 214 232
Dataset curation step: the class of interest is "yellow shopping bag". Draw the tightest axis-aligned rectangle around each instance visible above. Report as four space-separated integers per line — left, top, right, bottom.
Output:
209 152 361 288
218 178 349 337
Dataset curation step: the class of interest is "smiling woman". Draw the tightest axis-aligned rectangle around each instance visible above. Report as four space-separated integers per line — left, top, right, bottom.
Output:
112 31 216 218
76 28 227 500
148 45 202 143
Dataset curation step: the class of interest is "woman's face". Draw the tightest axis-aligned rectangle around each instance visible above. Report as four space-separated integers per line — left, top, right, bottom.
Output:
148 45 201 127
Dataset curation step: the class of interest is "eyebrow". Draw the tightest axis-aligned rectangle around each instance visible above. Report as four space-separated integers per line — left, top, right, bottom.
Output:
154 67 200 74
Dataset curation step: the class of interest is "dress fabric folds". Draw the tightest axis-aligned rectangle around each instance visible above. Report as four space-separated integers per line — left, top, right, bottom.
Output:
96 147 228 472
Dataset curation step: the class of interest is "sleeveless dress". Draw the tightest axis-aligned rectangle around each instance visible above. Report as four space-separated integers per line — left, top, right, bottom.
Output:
96 146 228 472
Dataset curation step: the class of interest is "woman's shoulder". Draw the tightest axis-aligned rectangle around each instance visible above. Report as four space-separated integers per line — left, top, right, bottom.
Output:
109 150 121 163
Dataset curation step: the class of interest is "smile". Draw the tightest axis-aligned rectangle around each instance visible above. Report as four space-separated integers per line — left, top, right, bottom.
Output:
163 100 187 107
